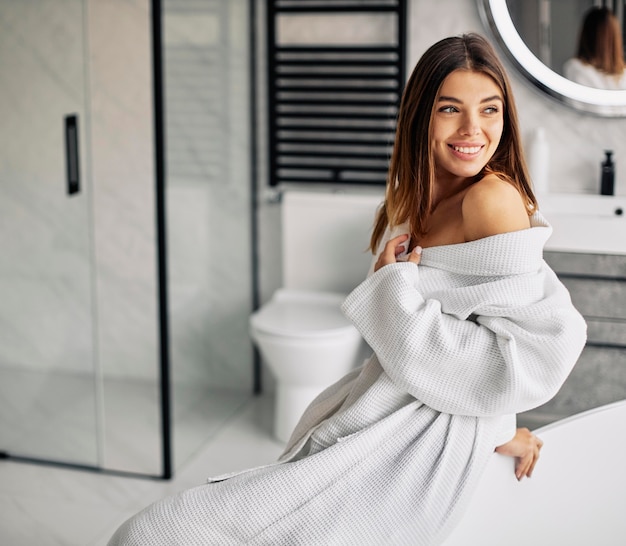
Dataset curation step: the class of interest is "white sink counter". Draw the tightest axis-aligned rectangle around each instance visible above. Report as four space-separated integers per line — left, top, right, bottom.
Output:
539 192 626 255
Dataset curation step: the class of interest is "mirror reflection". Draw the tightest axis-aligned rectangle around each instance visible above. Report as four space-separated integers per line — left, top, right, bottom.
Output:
507 0 626 90
480 0 626 116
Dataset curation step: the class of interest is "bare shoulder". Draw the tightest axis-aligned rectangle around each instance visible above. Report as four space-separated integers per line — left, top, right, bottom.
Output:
461 174 530 242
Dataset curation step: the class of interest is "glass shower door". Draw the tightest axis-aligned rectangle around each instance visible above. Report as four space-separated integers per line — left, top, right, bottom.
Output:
0 1 99 466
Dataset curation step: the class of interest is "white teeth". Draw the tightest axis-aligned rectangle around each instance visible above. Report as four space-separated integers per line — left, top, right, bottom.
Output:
453 145 481 154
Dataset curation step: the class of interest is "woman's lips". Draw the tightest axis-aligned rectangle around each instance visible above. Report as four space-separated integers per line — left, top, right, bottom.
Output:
448 143 484 159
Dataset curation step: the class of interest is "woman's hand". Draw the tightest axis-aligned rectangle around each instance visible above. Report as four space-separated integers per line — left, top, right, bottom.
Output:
495 427 544 481
374 234 422 272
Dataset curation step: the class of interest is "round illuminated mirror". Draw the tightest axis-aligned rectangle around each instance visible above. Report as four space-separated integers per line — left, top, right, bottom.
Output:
479 0 626 117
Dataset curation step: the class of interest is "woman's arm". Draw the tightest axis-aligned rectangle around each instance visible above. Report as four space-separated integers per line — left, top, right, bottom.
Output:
343 261 585 417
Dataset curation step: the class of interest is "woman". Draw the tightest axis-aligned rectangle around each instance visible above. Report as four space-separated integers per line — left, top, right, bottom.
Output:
110 34 586 545
563 6 626 90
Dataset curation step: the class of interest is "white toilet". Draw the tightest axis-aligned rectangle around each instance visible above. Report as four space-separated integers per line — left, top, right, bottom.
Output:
249 188 383 443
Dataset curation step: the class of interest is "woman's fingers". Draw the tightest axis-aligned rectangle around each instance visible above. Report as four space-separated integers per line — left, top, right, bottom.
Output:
374 234 410 272
387 233 409 253
406 246 422 265
516 452 533 480
525 436 544 478
515 434 543 480
374 235 422 272
495 427 543 481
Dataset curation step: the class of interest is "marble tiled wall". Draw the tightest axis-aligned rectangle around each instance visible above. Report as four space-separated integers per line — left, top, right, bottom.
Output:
88 0 159 383
163 0 253 391
0 2 96 375
2 0 255 391
0 0 162 473
0 0 161 383
1 0 252 390
88 0 162 474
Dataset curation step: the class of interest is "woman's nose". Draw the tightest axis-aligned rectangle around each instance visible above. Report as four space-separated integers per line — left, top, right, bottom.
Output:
459 114 480 136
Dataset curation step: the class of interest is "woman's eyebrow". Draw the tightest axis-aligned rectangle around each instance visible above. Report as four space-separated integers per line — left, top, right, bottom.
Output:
437 96 462 103
437 95 503 103
481 95 503 103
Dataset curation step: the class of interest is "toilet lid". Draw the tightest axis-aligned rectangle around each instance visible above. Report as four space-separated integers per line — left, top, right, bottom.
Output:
250 289 356 337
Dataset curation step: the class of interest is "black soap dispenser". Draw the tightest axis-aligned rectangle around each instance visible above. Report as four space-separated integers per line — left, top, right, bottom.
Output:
600 150 615 196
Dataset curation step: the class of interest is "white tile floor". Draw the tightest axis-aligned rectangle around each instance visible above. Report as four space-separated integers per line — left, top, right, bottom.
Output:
0 395 285 546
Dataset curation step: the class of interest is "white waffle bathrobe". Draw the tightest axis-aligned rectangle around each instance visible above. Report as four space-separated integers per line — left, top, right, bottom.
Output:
109 213 587 546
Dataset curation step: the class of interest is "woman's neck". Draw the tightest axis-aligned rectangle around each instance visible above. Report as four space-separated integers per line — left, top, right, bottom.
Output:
432 177 474 211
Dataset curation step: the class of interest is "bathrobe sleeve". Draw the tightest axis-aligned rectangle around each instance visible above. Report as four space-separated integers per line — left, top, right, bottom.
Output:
341 261 587 418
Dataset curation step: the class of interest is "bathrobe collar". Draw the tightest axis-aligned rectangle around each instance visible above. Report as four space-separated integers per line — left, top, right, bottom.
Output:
419 212 552 277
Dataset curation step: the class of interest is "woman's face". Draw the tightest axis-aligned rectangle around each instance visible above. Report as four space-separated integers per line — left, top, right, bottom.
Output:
431 69 504 184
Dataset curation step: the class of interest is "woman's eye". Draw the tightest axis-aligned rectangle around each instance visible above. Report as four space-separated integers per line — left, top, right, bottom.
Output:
483 105 499 114
439 105 458 113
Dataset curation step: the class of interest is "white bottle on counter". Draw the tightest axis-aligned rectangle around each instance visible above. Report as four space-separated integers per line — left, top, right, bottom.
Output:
527 127 550 197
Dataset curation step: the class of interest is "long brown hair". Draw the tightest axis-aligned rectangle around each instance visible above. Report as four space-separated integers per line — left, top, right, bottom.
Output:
577 7 625 76
370 33 536 252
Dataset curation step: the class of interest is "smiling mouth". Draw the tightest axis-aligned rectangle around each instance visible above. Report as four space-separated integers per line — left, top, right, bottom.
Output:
450 144 483 154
